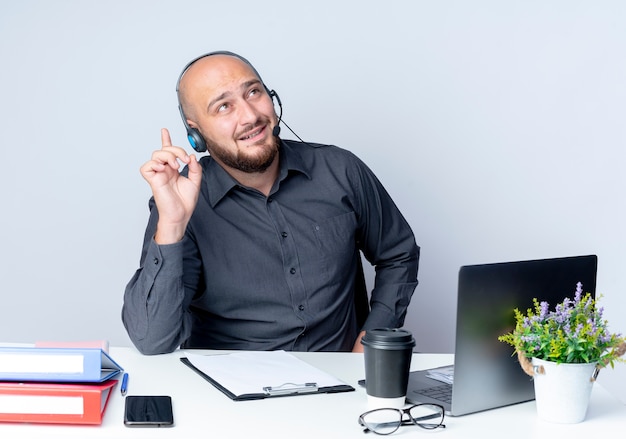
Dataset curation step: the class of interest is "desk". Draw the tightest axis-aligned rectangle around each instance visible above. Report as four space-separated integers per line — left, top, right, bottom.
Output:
0 347 624 438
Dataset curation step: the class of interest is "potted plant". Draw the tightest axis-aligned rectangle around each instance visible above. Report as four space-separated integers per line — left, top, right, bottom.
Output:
498 282 626 423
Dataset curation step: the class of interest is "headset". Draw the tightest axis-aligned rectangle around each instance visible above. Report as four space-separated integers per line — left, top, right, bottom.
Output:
175 50 282 153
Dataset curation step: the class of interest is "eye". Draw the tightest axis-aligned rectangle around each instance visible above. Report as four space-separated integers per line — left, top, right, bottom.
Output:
248 87 261 98
217 102 229 113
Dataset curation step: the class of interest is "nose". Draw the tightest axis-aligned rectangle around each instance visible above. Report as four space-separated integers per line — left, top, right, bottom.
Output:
237 98 259 125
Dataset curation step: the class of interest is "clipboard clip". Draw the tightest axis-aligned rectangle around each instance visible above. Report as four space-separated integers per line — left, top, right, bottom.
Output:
263 382 318 396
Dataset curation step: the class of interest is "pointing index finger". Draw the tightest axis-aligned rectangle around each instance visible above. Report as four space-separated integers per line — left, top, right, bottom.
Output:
159 127 192 168
161 128 173 148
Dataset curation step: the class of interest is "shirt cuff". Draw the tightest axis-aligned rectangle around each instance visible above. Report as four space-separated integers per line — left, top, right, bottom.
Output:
142 237 186 279
360 302 399 332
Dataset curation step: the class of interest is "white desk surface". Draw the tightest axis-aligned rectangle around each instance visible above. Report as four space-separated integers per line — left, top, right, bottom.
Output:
0 346 624 438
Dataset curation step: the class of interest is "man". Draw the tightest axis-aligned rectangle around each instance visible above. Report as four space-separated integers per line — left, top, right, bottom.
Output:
122 51 419 355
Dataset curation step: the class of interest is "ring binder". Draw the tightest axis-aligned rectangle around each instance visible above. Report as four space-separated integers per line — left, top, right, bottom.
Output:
0 346 123 383
263 382 318 396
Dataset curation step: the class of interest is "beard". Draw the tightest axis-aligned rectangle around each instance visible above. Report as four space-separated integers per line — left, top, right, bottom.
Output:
206 133 280 174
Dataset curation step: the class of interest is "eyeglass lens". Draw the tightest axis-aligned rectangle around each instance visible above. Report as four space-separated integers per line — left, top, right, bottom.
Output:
408 404 444 429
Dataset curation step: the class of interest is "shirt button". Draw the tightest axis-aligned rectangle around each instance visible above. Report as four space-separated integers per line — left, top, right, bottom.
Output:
281 232 288 238
290 268 296 274
298 305 305 311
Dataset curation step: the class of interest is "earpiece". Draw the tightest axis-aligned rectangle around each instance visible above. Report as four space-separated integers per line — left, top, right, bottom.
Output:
187 128 207 153
176 104 208 153
176 51 281 153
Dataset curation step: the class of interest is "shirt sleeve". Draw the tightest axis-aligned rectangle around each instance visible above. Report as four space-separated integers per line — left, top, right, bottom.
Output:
121 202 195 355
349 153 420 332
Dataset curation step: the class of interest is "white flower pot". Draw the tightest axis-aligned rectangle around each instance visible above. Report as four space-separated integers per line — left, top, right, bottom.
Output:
531 357 597 423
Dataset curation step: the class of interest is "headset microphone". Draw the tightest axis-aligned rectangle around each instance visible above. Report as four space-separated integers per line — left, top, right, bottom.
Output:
271 90 282 137
272 125 281 137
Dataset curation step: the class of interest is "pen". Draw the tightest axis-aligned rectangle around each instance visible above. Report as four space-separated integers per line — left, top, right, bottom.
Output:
121 372 129 396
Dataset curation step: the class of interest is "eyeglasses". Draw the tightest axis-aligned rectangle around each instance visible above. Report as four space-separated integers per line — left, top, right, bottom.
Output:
358 403 446 435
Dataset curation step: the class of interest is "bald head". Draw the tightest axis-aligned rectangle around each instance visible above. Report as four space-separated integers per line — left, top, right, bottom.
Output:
178 54 265 122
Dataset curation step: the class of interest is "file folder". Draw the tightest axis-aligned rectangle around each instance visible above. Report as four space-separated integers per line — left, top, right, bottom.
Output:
0 346 123 382
181 351 354 401
0 379 117 425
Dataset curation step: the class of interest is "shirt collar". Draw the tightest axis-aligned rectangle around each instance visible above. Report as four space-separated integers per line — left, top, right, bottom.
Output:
203 140 311 207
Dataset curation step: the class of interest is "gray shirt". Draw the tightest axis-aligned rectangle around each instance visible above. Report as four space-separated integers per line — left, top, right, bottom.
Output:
122 140 419 354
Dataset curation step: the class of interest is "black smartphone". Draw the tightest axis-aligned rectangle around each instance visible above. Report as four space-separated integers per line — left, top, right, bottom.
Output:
124 395 174 427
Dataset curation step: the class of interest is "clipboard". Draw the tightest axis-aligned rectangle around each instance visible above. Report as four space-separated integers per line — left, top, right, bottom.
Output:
180 351 354 401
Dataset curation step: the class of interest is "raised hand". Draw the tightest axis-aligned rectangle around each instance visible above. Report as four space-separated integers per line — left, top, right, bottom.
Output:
140 128 203 244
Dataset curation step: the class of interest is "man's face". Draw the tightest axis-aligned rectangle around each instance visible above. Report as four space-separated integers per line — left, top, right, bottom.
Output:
181 55 279 173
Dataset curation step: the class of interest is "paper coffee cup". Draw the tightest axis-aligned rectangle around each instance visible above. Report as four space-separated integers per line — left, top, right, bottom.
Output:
361 328 415 409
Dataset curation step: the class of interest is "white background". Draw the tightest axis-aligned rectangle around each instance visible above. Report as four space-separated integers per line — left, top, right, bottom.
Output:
1 1 624 395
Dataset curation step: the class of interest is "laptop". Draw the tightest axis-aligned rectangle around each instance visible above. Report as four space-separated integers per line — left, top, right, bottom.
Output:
406 254 598 416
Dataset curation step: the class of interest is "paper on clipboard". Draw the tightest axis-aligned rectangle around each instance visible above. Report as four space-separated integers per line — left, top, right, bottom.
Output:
183 351 353 399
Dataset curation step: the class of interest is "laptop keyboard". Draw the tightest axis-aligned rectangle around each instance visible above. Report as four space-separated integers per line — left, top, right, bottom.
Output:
414 383 452 404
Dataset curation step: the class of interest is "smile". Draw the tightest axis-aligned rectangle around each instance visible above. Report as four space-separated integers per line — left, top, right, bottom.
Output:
239 127 264 141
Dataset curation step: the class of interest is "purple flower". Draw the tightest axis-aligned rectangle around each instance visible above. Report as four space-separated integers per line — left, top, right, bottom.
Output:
575 282 583 302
